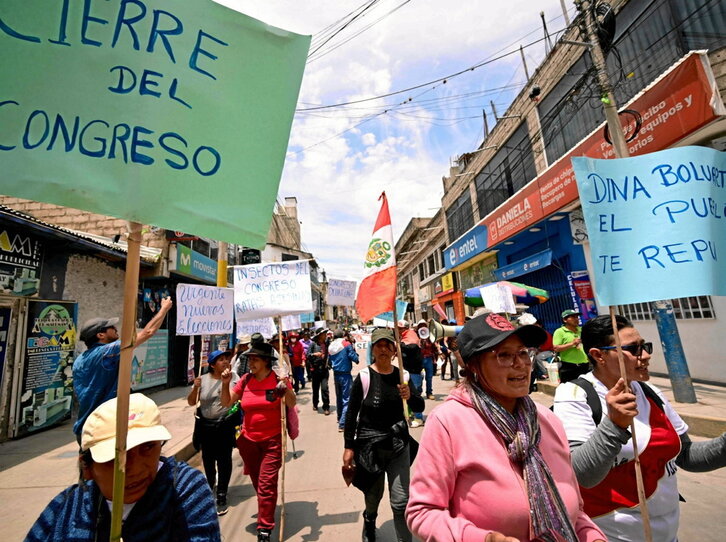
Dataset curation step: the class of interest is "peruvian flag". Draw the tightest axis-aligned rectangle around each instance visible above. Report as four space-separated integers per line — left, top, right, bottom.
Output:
356 192 397 323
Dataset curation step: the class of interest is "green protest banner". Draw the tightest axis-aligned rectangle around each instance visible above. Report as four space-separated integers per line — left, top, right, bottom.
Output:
0 0 310 248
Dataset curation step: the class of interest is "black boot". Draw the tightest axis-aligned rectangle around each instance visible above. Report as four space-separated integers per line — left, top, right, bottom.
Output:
257 529 272 542
362 512 377 542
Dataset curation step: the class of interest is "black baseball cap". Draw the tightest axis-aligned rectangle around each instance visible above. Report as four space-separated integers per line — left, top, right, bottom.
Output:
458 313 547 361
80 317 119 343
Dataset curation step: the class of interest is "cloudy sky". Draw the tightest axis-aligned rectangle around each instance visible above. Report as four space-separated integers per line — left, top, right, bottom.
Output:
216 0 576 283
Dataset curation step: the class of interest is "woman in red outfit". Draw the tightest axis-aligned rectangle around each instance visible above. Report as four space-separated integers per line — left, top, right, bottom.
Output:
221 342 296 542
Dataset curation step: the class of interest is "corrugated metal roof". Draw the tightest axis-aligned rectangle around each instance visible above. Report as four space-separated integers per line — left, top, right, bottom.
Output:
0 205 162 264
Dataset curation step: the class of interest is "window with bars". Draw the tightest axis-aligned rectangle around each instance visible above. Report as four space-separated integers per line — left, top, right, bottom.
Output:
446 191 473 241
618 296 716 321
474 121 536 219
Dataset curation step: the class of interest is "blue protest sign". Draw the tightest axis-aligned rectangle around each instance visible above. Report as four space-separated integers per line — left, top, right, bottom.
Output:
375 300 409 322
572 146 726 306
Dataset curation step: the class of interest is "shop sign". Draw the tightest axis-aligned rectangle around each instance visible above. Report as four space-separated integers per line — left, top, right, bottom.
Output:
479 52 723 247
174 244 217 284
0 226 42 297
440 272 454 295
16 300 77 437
494 249 553 281
132 329 169 391
444 225 488 269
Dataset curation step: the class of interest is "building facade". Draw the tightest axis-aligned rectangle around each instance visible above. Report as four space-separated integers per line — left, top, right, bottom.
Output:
400 0 726 383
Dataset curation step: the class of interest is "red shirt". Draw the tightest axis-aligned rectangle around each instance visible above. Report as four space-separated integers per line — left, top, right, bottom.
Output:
233 372 291 442
290 341 305 367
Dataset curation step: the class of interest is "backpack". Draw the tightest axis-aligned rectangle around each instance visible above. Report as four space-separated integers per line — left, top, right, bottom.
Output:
555 377 664 425
359 366 410 400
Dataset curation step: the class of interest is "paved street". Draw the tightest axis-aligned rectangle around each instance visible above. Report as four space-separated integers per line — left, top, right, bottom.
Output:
191 379 726 541
2 372 725 541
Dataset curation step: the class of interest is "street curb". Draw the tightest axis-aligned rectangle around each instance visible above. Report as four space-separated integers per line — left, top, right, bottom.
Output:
171 440 197 463
537 380 726 438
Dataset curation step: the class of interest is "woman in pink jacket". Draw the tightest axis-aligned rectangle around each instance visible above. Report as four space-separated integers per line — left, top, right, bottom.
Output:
406 313 605 542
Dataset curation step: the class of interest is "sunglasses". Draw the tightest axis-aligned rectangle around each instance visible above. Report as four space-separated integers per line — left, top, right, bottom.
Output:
598 342 653 357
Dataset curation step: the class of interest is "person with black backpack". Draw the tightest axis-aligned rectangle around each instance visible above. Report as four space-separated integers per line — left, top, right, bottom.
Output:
553 314 726 542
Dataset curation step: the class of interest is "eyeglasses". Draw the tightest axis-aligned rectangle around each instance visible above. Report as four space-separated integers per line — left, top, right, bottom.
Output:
598 342 653 357
489 348 535 367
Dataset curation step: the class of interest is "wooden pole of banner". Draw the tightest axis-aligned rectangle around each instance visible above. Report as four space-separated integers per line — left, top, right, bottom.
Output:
577 1 652 539
277 317 287 542
109 221 142 542
391 303 410 423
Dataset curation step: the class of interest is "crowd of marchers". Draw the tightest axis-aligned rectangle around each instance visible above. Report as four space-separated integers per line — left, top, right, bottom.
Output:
23 300 726 542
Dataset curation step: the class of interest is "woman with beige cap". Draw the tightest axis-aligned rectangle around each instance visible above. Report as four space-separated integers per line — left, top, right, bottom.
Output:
26 393 220 541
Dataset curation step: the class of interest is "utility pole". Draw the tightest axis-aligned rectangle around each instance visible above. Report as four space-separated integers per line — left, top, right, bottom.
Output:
577 0 696 404
519 45 530 80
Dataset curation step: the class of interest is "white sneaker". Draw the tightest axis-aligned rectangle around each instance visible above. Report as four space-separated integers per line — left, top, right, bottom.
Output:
409 419 423 428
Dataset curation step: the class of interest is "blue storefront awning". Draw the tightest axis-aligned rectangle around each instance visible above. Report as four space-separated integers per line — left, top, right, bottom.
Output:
493 249 553 281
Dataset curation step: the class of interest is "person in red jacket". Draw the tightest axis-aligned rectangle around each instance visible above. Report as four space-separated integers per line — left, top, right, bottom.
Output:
289 331 306 393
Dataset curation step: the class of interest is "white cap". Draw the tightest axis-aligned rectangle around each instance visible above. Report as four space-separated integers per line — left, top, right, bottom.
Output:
397 319 409 328
81 394 172 463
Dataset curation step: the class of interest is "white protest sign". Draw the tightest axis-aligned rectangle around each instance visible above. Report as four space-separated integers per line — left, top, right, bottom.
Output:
176 284 233 336
326 278 357 306
282 314 302 331
233 260 313 320
480 283 517 314
314 320 327 330
372 317 395 328
237 317 276 339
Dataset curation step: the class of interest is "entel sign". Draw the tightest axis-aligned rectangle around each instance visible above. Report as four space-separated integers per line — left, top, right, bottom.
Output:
445 225 488 269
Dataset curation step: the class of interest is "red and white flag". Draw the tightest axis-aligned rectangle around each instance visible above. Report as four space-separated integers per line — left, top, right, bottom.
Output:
356 192 396 323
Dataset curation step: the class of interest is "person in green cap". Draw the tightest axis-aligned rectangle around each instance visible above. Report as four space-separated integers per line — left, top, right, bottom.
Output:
553 309 589 383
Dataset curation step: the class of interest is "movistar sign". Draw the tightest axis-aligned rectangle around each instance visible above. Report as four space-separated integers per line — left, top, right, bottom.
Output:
175 244 217 284
444 225 488 270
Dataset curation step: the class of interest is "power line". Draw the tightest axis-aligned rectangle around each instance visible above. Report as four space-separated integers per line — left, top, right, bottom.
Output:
296 31 566 112
307 0 383 59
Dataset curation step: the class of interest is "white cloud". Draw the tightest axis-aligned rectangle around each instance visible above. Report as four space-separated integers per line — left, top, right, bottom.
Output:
215 0 574 282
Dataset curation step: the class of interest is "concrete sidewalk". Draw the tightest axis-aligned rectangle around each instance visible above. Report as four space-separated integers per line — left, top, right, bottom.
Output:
0 386 198 540
538 374 726 437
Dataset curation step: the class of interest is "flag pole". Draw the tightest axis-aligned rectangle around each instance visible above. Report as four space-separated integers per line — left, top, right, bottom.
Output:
277 316 287 542
391 303 410 423
385 191 409 422
109 221 142 542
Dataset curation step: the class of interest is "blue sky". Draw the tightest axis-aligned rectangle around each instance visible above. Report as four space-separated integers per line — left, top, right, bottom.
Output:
216 0 577 283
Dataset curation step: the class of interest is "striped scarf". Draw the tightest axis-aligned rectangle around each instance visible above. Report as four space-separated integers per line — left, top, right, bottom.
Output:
467 382 578 542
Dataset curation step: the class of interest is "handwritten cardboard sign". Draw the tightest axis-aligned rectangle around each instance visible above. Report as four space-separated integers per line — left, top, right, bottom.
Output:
326 278 357 307
0 1 310 248
233 261 313 320
175 284 233 336
479 283 516 314
236 317 276 339
572 146 726 305
281 314 302 332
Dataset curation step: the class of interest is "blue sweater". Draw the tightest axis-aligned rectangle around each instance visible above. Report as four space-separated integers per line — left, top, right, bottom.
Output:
328 339 359 373
25 456 220 542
